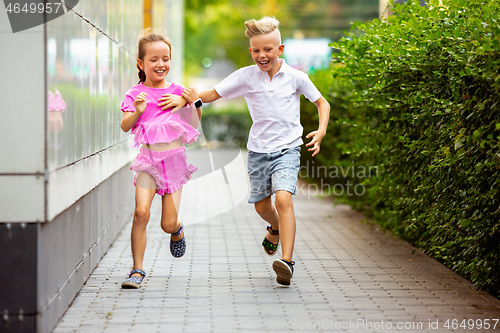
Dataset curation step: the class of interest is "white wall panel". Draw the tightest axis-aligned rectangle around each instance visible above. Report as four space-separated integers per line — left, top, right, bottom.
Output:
47 143 132 221
0 176 45 222
0 8 45 174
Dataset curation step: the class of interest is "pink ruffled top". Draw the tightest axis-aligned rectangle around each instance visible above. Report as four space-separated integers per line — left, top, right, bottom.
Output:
121 83 199 146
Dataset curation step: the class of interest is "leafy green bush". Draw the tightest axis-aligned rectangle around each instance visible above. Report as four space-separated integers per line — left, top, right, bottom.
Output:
302 0 500 296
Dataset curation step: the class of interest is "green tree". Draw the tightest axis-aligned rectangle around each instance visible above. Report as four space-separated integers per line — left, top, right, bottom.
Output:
184 0 379 78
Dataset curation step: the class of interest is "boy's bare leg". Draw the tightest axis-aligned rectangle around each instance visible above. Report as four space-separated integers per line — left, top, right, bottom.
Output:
254 196 280 245
274 190 296 260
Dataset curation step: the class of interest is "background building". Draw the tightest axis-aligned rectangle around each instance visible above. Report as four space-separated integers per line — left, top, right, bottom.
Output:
0 1 183 332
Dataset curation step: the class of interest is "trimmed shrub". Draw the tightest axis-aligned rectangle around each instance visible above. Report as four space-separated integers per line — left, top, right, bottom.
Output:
302 0 500 296
200 103 252 148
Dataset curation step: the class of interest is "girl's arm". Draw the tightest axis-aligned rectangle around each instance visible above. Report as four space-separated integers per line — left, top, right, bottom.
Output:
120 92 147 132
305 96 330 157
121 111 141 132
158 94 187 111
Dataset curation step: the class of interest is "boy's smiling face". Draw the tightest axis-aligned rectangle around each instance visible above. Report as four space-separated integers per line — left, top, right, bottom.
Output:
249 30 284 78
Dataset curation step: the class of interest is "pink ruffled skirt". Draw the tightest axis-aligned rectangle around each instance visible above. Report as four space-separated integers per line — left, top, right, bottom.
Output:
131 147 197 195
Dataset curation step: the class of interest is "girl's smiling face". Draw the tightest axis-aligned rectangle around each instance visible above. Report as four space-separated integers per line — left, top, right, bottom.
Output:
137 41 171 87
249 30 284 79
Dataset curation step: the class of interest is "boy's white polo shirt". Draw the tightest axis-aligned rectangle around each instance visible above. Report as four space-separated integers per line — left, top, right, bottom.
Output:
214 59 322 153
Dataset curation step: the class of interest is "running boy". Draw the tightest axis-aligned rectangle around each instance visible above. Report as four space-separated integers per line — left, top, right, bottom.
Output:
161 16 330 285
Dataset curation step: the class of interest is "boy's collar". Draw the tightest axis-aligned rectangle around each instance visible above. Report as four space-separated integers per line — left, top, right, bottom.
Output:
277 59 290 73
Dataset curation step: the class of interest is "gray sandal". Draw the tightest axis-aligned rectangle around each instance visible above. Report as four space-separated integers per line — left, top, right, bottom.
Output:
170 225 186 258
121 268 146 289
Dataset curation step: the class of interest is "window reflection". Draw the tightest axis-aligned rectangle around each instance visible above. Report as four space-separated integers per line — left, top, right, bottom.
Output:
47 89 65 152
46 1 141 171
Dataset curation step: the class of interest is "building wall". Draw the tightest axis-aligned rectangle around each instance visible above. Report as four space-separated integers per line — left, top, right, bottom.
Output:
0 1 183 332
152 0 185 83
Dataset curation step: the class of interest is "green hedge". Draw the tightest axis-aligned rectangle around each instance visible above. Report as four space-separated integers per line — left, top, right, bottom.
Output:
302 0 500 296
200 103 252 148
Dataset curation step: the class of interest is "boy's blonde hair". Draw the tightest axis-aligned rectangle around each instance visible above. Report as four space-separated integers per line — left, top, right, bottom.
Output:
244 16 281 40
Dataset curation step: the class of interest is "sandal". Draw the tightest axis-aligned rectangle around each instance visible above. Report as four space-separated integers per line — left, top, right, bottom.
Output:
262 226 279 256
272 259 295 286
121 268 146 289
170 225 186 258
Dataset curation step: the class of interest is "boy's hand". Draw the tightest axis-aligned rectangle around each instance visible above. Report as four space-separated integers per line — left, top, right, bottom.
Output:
134 92 147 114
305 130 326 157
158 94 187 112
308 96 330 157
182 87 200 104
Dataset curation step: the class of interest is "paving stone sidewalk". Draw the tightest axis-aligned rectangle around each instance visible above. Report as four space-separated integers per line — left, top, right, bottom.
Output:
53 149 500 333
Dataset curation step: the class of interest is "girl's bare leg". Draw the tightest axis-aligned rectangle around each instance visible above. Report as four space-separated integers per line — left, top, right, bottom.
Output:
160 188 183 240
130 172 157 278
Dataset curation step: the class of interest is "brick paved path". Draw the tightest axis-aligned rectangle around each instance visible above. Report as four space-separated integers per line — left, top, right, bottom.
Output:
53 148 500 332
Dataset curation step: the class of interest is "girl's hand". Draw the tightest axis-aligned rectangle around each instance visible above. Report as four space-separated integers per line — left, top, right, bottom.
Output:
305 130 326 157
158 94 187 112
134 92 147 114
182 87 199 104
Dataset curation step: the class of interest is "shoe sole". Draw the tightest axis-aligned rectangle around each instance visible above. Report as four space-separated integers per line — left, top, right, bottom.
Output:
121 281 141 289
273 260 292 286
265 250 278 256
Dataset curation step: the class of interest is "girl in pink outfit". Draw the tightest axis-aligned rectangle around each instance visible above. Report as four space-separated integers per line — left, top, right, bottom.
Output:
120 30 202 289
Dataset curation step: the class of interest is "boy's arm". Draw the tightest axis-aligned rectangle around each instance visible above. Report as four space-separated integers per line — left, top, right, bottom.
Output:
305 96 330 157
182 87 202 123
199 88 222 103
158 88 222 111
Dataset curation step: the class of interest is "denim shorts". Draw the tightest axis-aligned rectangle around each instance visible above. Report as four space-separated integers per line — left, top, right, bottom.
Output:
247 146 301 204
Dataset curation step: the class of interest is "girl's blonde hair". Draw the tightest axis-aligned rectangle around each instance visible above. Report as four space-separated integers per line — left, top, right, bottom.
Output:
244 16 280 39
136 28 172 83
